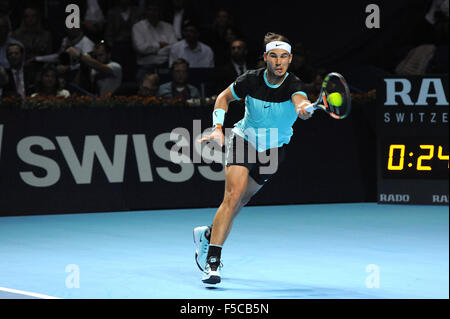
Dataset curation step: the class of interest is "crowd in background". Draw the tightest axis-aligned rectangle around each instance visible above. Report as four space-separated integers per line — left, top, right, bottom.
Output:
0 0 448 103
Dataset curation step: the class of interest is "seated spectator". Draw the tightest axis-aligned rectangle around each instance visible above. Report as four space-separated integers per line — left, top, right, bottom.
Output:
132 0 177 83
66 40 122 96
169 20 214 68
158 58 199 99
137 72 160 97
215 39 251 92
0 13 23 68
104 0 143 82
1 43 33 99
31 25 95 84
30 64 70 98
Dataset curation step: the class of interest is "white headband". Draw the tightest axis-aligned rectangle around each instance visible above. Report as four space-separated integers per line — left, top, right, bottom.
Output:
265 41 291 54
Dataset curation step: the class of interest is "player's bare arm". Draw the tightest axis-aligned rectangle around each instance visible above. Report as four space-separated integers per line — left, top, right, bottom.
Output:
292 93 313 120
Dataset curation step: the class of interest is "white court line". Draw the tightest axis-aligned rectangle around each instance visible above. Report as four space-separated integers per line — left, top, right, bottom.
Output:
0 287 62 299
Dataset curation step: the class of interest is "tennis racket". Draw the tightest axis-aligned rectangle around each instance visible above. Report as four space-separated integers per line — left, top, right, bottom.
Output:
305 72 351 119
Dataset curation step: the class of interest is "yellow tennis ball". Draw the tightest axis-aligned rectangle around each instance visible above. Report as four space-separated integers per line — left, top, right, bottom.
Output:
328 92 343 107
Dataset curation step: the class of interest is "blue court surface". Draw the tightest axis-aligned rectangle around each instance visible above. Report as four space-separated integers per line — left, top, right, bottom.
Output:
0 203 448 299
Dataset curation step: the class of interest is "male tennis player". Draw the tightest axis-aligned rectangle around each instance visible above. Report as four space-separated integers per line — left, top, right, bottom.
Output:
195 32 313 284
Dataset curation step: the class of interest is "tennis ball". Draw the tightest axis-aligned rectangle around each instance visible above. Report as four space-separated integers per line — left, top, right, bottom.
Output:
328 92 343 107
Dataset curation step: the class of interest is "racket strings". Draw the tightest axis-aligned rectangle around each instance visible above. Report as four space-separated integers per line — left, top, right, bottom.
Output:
325 78 348 116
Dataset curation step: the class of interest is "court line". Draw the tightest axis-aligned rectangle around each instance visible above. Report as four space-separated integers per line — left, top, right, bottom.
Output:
0 287 62 299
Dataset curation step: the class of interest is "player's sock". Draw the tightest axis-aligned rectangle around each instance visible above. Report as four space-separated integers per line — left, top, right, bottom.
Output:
207 244 222 268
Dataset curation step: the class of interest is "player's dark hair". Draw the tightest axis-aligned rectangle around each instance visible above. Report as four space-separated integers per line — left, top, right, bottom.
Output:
264 32 290 46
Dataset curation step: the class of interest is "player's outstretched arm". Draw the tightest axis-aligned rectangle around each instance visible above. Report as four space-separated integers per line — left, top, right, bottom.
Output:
198 86 237 145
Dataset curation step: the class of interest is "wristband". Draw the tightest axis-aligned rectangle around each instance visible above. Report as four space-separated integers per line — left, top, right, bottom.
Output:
212 108 226 127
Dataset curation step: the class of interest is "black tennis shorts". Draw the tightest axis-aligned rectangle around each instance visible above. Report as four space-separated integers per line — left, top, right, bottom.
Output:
225 133 287 185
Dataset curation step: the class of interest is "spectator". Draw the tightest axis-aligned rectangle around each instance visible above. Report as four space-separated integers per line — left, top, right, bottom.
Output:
31 25 95 83
215 39 251 92
202 9 240 67
12 6 53 82
169 20 214 68
288 42 315 83
82 0 108 43
158 58 199 99
66 40 122 96
30 64 70 97
104 0 143 81
0 13 23 68
132 0 177 83
137 72 160 97
164 0 199 41
105 0 143 46
2 43 33 98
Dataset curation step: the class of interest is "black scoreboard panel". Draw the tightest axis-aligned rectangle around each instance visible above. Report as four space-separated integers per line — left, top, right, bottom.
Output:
376 76 449 205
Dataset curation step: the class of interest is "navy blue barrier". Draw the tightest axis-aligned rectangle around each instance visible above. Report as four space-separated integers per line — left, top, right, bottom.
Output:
0 101 376 216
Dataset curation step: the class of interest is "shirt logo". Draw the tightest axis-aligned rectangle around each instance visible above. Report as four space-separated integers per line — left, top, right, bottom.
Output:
264 105 271 108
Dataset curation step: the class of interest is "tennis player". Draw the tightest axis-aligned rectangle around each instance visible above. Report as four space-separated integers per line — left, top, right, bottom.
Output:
194 32 313 284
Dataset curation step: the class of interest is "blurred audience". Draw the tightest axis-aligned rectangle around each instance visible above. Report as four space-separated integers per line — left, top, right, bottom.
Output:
12 6 53 82
137 72 160 97
164 0 198 41
132 0 177 83
32 25 95 84
30 64 70 98
82 0 108 43
158 58 199 99
67 40 122 96
202 9 240 67
395 44 437 75
104 0 142 81
169 20 214 68
395 0 448 75
0 0 447 103
215 39 251 92
303 67 327 97
289 42 315 83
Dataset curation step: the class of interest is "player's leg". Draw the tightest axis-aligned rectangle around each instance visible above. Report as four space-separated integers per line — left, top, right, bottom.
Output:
193 173 260 272
201 164 249 284
221 175 263 243
210 164 250 246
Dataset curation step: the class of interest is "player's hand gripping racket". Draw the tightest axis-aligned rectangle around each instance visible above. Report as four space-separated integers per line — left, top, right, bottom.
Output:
305 72 351 119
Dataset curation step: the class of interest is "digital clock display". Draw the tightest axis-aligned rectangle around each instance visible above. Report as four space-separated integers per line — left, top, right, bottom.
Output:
377 75 448 205
381 138 449 179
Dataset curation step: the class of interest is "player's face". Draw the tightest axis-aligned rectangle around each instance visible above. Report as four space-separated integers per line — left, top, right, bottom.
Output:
264 49 292 77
